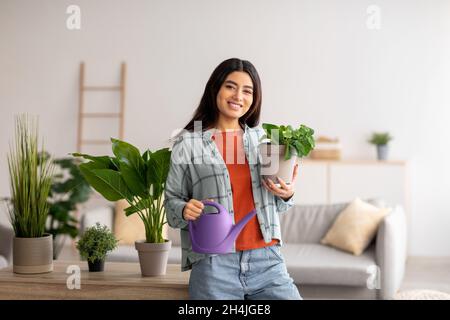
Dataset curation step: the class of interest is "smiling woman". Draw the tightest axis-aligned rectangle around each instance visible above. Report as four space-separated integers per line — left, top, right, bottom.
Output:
164 58 301 300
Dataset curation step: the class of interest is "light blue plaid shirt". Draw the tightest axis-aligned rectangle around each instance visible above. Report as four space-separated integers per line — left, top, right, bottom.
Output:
163 124 294 271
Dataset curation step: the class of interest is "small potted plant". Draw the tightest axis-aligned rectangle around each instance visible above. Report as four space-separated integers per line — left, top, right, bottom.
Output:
76 222 118 272
368 132 393 161
259 123 315 185
72 139 172 276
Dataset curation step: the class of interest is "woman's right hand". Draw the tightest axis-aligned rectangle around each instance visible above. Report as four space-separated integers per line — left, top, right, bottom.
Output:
183 198 213 221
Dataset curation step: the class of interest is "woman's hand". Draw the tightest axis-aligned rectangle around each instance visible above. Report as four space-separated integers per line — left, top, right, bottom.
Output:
183 198 214 221
262 163 299 201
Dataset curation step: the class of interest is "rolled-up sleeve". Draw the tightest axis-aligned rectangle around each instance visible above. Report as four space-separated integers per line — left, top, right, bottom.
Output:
275 194 294 213
164 138 192 229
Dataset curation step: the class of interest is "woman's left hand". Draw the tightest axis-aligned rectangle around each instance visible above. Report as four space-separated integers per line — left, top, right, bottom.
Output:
262 163 299 201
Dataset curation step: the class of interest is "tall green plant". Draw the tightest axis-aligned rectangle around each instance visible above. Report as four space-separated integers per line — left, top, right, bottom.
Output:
72 139 171 243
7 114 54 238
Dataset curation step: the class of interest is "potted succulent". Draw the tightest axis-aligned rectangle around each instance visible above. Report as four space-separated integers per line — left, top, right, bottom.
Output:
76 222 118 272
259 123 315 186
72 138 172 276
368 132 393 161
7 114 54 274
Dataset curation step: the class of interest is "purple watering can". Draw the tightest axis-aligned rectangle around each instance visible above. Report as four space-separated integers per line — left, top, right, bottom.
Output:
189 200 257 254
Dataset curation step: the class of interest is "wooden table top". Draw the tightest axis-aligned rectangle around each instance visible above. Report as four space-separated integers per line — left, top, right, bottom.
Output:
0 260 190 299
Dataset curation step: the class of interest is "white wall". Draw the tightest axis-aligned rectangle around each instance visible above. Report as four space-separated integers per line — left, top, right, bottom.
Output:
1 0 449 256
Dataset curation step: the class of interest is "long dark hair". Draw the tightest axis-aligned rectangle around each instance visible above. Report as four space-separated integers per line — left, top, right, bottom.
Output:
183 58 262 132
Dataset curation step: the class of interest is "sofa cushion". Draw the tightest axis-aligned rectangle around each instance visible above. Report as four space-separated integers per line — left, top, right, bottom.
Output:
280 202 348 243
114 200 146 245
320 198 390 255
279 199 386 244
281 243 376 286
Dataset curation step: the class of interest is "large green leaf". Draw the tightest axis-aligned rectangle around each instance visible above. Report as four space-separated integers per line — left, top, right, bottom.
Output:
71 153 117 170
124 199 148 217
146 148 171 198
90 169 133 201
120 162 147 197
79 163 124 201
111 138 145 173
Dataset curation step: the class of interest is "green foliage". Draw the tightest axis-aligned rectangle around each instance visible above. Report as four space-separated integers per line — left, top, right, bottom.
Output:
76 222 118 263
368 132 393 146
261 123 316 160
40 152 92 258
71 138 171 243
7 114 54 238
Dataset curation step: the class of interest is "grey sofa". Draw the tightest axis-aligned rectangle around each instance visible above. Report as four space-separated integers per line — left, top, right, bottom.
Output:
80 199 407 300
0 224 14 269
277 201 407 300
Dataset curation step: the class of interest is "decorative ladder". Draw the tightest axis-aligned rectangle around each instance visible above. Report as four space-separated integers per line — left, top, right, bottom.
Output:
76 61 126 152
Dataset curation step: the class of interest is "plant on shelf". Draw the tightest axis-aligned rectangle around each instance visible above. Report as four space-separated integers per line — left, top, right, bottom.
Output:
368 132 393 161
76 222 118 272
71 138 172 276
368 132 393 146
259 123 315 185
39 152 92 259
7 114 55 274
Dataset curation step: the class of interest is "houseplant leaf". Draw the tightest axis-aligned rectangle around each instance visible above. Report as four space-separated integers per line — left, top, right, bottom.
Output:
78 162 125 201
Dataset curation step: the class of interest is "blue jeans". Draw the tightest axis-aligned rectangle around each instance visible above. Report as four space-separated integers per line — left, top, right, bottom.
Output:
189 244 302 300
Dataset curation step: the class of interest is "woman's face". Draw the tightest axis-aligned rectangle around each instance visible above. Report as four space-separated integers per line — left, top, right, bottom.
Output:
216 71 254 123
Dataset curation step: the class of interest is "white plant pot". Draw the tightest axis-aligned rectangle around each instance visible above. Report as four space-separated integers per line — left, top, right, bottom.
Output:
13 233 53 274
135 239 171 276
259 143 297 186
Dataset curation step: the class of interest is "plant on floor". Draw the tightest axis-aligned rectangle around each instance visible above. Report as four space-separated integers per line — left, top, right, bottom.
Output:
368 132 393 146
76 222 118 264
71 139 171 243
40 152 92 259
261 123 315 160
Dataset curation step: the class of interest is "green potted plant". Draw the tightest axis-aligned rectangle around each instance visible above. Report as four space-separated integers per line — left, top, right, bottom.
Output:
7 114 54 274
259 123 315 185
40 153 92 259
76 222 118 272
368 132 393 161
71 138 172 276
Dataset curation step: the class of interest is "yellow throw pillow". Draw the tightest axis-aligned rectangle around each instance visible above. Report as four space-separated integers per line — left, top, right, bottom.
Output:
320 198 390 255
113 199 146 245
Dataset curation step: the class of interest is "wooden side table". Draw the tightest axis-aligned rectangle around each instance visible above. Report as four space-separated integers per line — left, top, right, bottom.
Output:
0 260 190 300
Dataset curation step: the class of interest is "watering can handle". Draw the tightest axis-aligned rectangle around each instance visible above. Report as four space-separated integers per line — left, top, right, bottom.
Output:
201 200 222 213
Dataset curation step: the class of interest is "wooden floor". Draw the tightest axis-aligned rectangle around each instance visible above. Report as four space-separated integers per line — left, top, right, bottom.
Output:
400 256 450 294
59 243 450 296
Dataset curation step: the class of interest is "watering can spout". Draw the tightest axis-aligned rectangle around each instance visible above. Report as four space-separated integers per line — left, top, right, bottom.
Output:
226 209 257 243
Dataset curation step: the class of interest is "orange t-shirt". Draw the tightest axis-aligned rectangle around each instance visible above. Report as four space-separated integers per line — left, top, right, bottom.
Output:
213 130 278 251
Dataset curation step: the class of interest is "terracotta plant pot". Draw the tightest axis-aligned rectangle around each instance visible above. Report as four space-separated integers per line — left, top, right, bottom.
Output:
135 240 172 276
13 233 53 274
259 143 297 186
